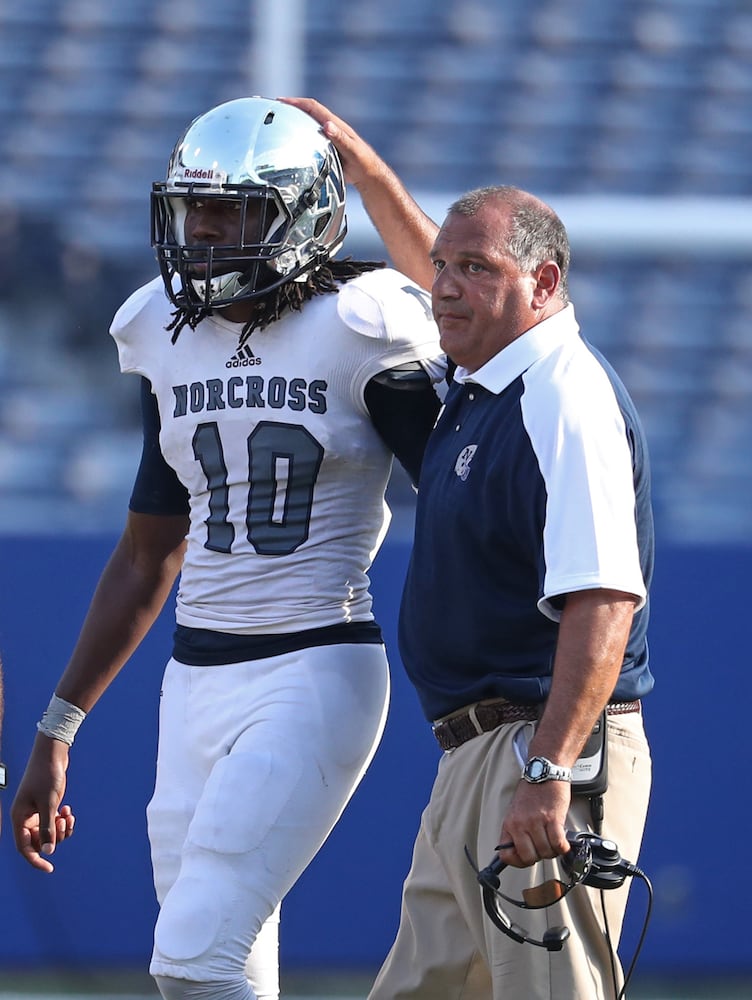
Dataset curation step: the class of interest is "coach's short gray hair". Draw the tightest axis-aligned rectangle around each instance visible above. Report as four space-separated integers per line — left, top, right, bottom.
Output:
447 186 570 302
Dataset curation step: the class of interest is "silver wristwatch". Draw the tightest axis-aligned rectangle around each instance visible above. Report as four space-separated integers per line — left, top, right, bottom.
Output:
522 755 572 784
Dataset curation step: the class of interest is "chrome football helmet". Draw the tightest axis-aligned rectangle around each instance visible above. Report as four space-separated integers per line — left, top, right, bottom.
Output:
151 97 347 313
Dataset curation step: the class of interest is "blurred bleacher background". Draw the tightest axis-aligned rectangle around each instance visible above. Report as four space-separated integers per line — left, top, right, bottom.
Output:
1 1 752 995
1 0 751 541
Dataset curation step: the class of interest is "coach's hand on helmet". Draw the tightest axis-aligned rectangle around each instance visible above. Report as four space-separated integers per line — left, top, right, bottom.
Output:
278 97 380 190
11 731 76 873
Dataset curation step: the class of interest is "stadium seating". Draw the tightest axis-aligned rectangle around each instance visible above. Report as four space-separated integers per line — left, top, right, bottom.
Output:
0 0 750 541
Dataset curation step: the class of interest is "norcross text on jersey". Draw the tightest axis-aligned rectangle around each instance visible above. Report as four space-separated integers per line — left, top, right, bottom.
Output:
172 376 328 417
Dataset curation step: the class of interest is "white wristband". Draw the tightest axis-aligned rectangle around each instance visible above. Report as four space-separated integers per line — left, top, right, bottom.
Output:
37 694 87 746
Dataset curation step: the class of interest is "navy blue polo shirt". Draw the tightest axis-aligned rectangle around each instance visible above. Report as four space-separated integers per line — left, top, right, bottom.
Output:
399 305 654 722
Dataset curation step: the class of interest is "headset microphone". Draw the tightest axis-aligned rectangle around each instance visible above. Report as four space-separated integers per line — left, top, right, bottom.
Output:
467 831 645 953
472 853 570 951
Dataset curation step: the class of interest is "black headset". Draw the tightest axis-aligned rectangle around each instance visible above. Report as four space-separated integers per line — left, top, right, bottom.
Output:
467 830 644 952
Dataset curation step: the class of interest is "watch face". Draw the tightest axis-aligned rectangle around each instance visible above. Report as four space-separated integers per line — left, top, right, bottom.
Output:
0 763 6 789
527 759 546 781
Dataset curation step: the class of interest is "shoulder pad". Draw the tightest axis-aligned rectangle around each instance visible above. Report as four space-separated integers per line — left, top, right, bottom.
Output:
110 276 169 339
336 268 434 341
109 276 173 376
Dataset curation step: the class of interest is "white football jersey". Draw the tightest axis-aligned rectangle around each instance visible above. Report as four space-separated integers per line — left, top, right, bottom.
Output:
110 268 442 634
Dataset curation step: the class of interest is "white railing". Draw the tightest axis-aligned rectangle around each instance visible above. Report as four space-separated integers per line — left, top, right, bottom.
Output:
346 194 752 258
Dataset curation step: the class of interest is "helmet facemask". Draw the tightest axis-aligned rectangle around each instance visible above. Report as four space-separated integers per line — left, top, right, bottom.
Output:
152 185 288 311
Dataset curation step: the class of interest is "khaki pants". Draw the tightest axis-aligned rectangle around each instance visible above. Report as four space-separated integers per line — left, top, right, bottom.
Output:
369 711 651 1000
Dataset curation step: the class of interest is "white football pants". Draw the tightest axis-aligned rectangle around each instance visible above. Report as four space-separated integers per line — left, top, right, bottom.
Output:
147 641 390 999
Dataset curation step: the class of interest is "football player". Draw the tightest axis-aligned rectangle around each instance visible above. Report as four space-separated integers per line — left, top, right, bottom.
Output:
11 97 445 1000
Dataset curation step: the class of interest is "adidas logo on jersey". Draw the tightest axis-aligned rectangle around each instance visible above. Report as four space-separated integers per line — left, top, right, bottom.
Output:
226 343 262 368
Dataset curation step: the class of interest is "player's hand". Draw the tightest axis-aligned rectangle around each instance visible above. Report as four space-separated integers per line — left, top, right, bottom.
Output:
497 780 571 868
278 98 382 189
11 732 76 872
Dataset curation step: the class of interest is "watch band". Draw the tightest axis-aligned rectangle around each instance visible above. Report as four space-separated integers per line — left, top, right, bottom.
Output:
522 755 573 784
0 762 7 789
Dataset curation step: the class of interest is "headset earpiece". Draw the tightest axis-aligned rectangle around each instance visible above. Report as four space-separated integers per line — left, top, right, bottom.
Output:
581 837 628 890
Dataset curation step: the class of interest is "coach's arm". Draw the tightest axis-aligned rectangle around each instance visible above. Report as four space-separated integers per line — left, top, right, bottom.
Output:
281 97 439 291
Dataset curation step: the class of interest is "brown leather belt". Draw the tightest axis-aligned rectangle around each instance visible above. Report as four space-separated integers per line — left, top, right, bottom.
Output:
431 698 641 752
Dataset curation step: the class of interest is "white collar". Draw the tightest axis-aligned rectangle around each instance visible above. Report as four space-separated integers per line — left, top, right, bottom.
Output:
454 304 580 394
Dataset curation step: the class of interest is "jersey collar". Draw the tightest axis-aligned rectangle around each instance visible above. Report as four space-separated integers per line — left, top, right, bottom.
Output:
454 304 579 394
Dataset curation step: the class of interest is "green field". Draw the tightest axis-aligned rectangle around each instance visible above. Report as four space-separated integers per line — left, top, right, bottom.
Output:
1 971 752 1000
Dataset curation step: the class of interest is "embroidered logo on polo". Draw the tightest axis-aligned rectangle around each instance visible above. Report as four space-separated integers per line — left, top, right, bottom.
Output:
226 343 262 368
454 444 477 481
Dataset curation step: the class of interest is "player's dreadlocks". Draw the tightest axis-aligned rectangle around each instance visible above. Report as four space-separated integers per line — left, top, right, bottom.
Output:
166 257 386 348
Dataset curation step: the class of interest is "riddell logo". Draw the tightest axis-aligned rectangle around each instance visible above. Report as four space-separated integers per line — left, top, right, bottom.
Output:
226 344 261 368
181 167 215 180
